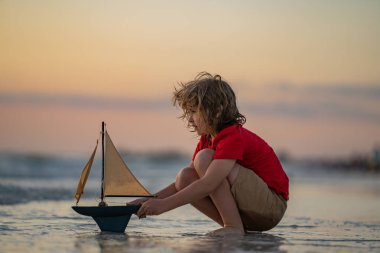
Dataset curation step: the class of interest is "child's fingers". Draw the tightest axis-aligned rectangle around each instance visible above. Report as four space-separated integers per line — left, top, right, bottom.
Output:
137 205 146 218
127 197 147 206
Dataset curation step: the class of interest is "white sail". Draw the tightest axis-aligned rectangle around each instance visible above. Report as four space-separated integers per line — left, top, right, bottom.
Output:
75 141 98 204
104 131 152 197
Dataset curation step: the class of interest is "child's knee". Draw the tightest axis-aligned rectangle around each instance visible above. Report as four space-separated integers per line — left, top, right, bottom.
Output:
194 149 214 175
175 167 198 190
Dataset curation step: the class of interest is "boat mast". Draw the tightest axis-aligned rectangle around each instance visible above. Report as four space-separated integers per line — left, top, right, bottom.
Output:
99 121 107 206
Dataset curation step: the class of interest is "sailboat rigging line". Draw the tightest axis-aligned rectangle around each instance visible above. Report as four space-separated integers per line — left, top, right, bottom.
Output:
105 195 157 197
100 121 106 204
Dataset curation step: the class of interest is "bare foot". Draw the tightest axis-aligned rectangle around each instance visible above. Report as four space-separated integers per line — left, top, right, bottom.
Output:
207 226 245 237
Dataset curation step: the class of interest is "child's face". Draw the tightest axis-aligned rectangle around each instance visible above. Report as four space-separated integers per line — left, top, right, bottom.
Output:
188 109 210 136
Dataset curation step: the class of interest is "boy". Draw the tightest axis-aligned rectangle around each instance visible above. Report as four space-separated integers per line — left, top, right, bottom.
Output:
133 72 289 236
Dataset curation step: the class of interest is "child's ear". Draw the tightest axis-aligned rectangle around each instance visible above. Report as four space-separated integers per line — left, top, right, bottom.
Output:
215 105 224 119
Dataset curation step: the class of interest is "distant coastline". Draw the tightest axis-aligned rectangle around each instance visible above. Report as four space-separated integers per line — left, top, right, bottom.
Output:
1 147 379 175
278 146 380 173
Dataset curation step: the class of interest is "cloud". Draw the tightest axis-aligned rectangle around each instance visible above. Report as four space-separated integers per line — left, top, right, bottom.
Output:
240 83 380 123
0 93 171 110
1 83 380 123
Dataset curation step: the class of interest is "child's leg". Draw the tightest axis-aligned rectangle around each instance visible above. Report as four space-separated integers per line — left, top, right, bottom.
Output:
175 167 224 226
194 149 245 235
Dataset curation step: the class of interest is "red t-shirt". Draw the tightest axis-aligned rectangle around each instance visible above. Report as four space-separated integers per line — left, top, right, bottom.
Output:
192 124 289 200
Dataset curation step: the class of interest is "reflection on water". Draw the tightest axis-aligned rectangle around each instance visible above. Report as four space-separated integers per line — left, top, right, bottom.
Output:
73 231 286 253
1 198 380 253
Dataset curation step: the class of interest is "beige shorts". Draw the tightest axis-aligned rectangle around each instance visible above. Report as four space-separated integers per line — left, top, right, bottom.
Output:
230 166 287 231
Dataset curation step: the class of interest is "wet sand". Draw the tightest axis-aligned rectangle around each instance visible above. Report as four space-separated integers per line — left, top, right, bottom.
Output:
1 173 380 253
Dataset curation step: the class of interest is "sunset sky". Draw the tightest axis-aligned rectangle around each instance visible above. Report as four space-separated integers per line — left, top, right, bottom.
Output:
1 1 379 158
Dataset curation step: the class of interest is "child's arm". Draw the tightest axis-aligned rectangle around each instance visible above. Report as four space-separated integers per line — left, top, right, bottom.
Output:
137 159 236 216
153 162 196 199
127 183 177 205
129 162 195 205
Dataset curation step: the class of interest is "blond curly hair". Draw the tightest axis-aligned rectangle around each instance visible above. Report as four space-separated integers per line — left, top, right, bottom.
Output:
172 72 246 135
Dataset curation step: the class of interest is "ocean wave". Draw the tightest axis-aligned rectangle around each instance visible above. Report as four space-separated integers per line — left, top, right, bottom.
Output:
0 152 186 179
0 183 75 205
0 153 84 178
0 151 181 206
0 179 103 205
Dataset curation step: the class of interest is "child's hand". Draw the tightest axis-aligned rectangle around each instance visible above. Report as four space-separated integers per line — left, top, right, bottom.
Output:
137 199 166 218
127 197 148 206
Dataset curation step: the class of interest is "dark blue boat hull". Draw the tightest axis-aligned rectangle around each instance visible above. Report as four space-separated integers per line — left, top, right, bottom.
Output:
72 205 140 233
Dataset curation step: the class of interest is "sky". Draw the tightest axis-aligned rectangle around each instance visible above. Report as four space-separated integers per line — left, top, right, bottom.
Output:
0 0 379 159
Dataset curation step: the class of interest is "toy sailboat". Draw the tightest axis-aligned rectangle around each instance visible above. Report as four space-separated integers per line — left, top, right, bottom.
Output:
72 122 153 233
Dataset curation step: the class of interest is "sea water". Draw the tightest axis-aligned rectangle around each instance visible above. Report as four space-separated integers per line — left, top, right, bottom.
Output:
0 153 380 253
